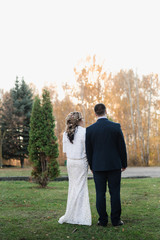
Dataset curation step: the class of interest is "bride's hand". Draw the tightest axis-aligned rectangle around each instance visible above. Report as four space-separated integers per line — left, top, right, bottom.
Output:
121 168 126 172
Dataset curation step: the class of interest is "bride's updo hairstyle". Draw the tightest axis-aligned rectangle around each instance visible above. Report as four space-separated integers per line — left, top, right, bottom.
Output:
65 112 83 143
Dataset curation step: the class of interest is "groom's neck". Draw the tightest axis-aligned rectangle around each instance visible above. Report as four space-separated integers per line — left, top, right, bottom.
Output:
96 114 107 119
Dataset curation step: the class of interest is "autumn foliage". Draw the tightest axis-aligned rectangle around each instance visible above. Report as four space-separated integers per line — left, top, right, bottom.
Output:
53 56 160 166
0 56 160 167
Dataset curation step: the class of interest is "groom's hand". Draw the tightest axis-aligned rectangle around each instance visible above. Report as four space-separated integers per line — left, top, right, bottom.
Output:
121 168 126 172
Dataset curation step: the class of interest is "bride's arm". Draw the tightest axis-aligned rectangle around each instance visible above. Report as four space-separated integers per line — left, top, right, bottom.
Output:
85 128 93 171
63 132 67 153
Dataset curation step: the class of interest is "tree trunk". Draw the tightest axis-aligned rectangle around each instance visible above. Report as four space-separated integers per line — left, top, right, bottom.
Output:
97 76 101 102
146 76 153 166
41 154 46 172
134 74 145 164
20 157 24 168
126 133 130 162
125 73 137 160
156 116 160 163
40 153 48 187
80 80 86 126
157 143 160 163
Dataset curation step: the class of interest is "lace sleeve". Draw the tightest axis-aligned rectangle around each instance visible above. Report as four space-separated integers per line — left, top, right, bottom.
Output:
63 132 67 153
83 128 86 156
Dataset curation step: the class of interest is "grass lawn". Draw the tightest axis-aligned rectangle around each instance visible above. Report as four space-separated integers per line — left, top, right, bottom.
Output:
0 178 160 240
0 166 67 177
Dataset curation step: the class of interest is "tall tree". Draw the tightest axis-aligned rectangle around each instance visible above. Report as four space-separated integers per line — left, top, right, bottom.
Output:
0 130 3 168
134 73 145 164
1 92 17 163
28 90 59 187
1 77 33 167
73 55 107 126
124 70 137 161
146 75 153 165
0 93 4 168
106 70 136 164
141 73 159 165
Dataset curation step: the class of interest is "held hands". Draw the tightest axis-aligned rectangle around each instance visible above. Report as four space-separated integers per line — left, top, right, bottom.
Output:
121 168 126 172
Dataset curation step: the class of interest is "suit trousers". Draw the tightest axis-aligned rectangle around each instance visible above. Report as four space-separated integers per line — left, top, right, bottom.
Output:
93 170 121 225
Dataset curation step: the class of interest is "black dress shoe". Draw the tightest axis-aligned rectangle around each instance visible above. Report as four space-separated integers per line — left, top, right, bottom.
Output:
113 220 124 227
97 221 107 227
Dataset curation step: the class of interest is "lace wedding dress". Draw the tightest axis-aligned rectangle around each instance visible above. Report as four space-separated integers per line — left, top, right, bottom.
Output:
58 126 92 226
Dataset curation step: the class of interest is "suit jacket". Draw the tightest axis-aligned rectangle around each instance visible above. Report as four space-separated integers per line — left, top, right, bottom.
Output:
86 118 127 171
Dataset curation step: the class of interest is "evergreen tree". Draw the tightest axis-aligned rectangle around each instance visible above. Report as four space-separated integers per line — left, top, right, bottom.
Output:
0 94 4 168
1 92 17 162
1 77 33 167
28 90 59 187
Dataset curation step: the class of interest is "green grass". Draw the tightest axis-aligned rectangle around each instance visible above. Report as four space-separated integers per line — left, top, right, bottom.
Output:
0 166 67 177
0 178 160 240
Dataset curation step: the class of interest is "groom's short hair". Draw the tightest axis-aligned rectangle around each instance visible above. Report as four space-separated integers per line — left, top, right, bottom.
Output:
94 103 106 116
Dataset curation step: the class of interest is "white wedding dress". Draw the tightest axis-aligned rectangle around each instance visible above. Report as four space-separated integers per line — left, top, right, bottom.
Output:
58 126 92 226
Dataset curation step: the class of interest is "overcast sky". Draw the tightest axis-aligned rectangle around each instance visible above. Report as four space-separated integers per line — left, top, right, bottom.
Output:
0 0 160 97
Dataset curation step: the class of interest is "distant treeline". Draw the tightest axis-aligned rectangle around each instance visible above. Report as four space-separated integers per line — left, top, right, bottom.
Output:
0 55 160 166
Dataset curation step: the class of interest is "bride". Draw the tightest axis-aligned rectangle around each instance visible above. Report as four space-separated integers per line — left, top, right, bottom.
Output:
58 112 92 226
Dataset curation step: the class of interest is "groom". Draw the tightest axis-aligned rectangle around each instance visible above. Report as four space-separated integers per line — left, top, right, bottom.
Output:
86 103 127 227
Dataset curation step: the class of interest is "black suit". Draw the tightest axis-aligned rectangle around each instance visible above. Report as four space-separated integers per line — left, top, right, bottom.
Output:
86 118 127 225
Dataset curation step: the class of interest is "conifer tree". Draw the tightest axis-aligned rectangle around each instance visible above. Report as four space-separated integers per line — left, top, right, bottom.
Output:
0 92 16 162
1 77 33 167
28 90 59 187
